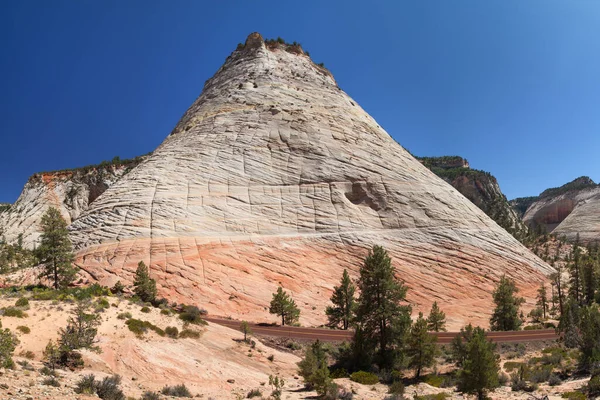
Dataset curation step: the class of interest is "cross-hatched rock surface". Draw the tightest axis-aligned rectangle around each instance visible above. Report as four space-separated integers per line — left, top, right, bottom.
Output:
68 33 552 328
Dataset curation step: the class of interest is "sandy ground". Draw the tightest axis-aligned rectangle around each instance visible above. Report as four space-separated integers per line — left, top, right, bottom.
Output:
0 293 590 399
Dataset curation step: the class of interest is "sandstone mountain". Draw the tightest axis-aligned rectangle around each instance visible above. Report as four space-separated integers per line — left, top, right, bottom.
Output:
0 156 146 248
60 33 551 328
417 156 529 242
512 176 600 243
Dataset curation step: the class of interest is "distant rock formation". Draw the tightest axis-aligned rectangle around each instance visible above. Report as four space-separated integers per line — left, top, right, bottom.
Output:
512 177 600 243
0 156 147 247
417 156 529 241
61 33 551 328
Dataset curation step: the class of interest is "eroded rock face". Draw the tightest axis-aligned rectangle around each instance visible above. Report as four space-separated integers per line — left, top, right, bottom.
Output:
0 162 143 248
69 34 551 328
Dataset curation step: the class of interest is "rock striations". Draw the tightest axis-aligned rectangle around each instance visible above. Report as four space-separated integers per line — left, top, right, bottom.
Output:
64 33 552 327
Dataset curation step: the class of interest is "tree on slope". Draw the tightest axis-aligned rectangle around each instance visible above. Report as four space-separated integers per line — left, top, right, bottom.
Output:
489 275 524 331
133 261 157 303
269 287 300 326
537 283 548 320
326 269 356 330
406 312 437 379
457 326 500 400
427 301 447 332
37 207 76 289
356 245 412 369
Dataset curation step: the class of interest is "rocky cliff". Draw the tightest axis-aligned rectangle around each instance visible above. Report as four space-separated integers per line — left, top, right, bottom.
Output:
417 156 529 241
65 33 551 328
513 177 600 243
0 157 146 248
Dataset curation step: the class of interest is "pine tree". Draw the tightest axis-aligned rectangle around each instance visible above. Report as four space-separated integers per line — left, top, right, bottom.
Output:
133 261 157 303
489 275 524 331
240 321 252 342
325 269 356 330
559 298 581 349
406 312 437 379
269 287 300 326
537 283 548 320
450 324 475 367
577 305 600 371
456 327 500 400
37 207 76 289
551 261 565 317
356 245 412 369
569 234 583 305
297 340 330 392
58 300 101 352
426 301 447 332
582 255 596 306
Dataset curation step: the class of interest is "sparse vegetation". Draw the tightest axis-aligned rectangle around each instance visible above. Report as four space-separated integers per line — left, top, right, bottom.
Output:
75 374 125 400
16 325 30 334
179 329 201 339
178 305 207 325
0 328 19 368
350 371 379 385
126 319 165 337
165 326 179 338
161 384 192 397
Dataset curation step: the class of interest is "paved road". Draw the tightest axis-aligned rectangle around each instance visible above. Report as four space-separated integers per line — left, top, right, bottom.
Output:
205 317 558 344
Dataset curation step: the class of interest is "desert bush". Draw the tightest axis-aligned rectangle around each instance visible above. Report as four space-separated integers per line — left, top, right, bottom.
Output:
141 306 151 313
548 373 562 386
20 350 35 359
498 372 509 386
2 307 26 318
267 354 274 362
17 360 34 370
165 326 179 338
141 392 161 400
247 389 262 398
0 328 19 368
178 305 206 325
43 376 60 387
95 375 125 400
561 392 586 400
388 380 404 394
117 312 132 320
15 297 29 307
161 383 192 397
160 308 171 315
16 325 30 334
502 361 523 372
179 329 200 339
529 365 552 383
330 368 348 379
111 281 125 295
95 298 110 312
125 319 165 337
59 301 101 352
350 371 379 385
40 366 57 376
424 374 444 387
414 394 449 400
75 374 97 394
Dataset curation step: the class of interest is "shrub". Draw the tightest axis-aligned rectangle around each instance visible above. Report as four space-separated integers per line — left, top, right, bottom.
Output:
179 329 201 339
141 306 151 313
178 306 207 325
414 395 449 400
388 380 404 395
17 360 34 370
350 371 379 385
548 373 562 386
498 372 509 386
424 374 444 387
43 376 60 387
161 384 192 397
75 374 97 394
59 301 101 352
267 354 274 362
141 392 161 400
16 326 30 334
95 375 125 400
117 312 132 320
165 326 179 338
111 281 125 295
125 319 165 337
95 298 110 311
40 366 57 376
21 350 35 359
160 309 171 315
503 361 523 372
247 389 262 398
530 365 552 383
15 297 29 307
2 307 26 318
0 328 19 368
561 392 586 400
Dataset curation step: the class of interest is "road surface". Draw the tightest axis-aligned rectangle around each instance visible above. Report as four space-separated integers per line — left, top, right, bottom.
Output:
204 317 558 344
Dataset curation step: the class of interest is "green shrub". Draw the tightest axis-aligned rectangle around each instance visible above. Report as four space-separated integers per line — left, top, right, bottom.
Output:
529 365 552 383
75 374 97 394
524 324 543 330
95 375 125 400
178 306 206 325
0 328 19 368
95 298 110 311
179 329 201 339
388 380 404 394
548 373 562 386
414 394 449 400
16 326 30 334
161 384 192 397
17 359 34 370
424 374 444 387
165 326 179 338
2 307 26 318
350 371 379 385
503 361 523 372
117 312 132 320
160 308 171 315
125 319 165 337
141 306 151 313
330 368 348 379
15 297 29 307
141 392 161 400
21 350 34 359
561 392 586 400
40 366 57 376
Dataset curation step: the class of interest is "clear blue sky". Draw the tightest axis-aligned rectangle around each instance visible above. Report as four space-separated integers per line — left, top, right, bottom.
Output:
1 1 599 203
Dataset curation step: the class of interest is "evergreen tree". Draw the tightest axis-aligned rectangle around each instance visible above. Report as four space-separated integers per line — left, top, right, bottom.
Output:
456 327 500 400
582 255 596 306
297 340 330 393
133 261 157 303
37 207 76 289
58 300 101 352
426 301 447 332
356 245 412 369
269 287 300 326
536 283 548 320
325 269 356 330
489 276 524 331
551 261 565 317
240 321 252 342
406 312 437 379
559 298 581 349
569 234 583 305
450 324 475 367
577 305 600 371
0 328 19 369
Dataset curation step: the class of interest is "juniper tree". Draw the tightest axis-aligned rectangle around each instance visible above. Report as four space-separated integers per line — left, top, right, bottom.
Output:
356 245 412 369
426 301 447 332
490 275 524 331
240 321 252 342
269 287 300 326
37 207 76 289
456 327 500 400
133 261 157 303
59 300 101 352
325 269 356 330
406 312 437 379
